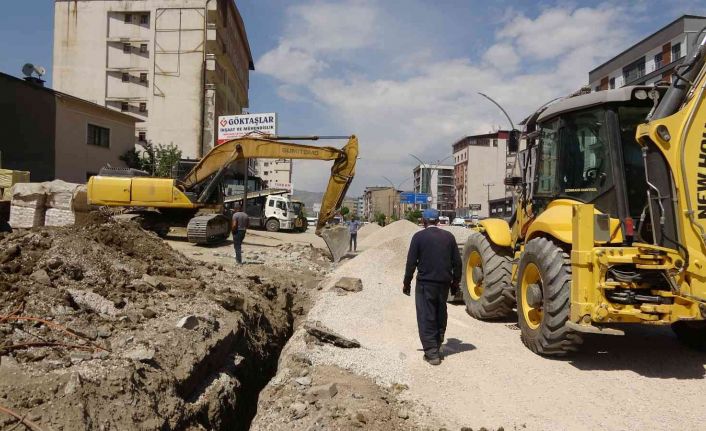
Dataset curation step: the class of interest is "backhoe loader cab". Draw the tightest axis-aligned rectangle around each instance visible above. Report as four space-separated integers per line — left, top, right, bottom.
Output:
461 85 706 356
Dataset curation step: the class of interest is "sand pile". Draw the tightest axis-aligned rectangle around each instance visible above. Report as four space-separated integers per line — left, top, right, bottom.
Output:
356 222 381 240
359 219 421 249
440 226 472 245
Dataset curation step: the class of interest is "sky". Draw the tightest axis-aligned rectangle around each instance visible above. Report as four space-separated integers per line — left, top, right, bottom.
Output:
2 1 706 194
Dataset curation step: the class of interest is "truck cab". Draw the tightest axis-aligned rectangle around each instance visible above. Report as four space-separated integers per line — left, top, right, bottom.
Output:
225 189 297 232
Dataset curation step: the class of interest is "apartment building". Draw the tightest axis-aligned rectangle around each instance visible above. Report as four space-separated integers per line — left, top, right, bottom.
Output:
257 159 293 192
589 15 706 90
452 131 512 218
412 164 454 218
52 0 254 160
363 187 400 221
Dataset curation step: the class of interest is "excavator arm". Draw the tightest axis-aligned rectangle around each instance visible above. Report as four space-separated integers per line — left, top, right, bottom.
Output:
181 135 359 261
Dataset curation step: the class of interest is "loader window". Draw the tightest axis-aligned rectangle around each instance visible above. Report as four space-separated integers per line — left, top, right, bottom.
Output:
557 109 612 203
618 106 650 217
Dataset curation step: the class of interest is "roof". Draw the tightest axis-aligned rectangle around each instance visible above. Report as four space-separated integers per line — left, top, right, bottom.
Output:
0 72 140 123
536 85 656 122
589 14 706 75
451 130 511 147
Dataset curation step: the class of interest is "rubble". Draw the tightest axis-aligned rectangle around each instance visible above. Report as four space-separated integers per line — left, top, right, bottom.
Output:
333 276 363 293
304 321 361 348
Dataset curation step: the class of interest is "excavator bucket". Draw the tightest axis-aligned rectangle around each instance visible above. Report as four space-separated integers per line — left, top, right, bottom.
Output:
320 225 351 262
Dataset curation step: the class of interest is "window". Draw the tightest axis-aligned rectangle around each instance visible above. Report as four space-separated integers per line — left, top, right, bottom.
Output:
121 73 129 82
123 43 131 54
140 14 149 25
654 52 663 69
672 42 682 61
140 44 148 54
622 57 645 83
268 200 274 207
139 102 147 113
121 102 129 112
139 73 147 83
138 131 146 141
87 124 110 148
609 77 615 89
124 13 132 23
276 201 286 210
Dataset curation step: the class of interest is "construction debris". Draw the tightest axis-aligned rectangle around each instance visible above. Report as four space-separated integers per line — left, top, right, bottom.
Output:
304 321 361 348
333 276 363 293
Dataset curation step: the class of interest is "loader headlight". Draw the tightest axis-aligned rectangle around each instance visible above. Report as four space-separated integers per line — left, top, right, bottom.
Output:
634 89 648 100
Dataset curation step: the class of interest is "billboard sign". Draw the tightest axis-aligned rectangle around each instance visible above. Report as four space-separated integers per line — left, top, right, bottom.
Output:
400 192 429 204
469 203 482 211
269 181 292 193
217 112 277 145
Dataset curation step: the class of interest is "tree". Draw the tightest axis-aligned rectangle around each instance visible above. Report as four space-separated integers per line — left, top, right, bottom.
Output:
340 206 350 216
120 141 182 178
374 211 386 226
405 209 422 224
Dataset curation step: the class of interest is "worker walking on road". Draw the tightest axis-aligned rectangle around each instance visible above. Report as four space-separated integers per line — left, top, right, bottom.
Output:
348 216 361 252
232 204 249 264
403 208 461 365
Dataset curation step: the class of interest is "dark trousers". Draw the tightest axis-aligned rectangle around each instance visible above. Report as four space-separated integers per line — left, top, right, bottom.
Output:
415 281 449 357
233 230 246 263
349 233 357 251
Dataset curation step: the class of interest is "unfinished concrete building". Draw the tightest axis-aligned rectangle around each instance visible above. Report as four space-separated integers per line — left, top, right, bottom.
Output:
53 0 254 159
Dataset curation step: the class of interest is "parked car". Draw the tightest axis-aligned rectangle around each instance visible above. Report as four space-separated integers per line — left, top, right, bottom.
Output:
451 217 465 226
438 216 450 225
306 217 317 226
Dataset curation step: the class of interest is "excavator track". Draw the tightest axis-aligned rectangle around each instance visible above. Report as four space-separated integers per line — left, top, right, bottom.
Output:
187 214 230 245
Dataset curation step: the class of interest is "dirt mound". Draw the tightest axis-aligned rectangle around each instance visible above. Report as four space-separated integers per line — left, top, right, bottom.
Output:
358 220 420 249
356 223 381 240
0 219 308 430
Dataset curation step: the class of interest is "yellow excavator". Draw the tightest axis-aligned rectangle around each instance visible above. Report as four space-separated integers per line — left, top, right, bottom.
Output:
87 136 358 261
462 32 706 355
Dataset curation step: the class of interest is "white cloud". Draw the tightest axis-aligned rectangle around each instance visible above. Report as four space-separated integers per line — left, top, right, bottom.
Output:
255 2 640 193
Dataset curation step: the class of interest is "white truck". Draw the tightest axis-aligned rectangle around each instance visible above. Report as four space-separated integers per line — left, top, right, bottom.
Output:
224 189 297 232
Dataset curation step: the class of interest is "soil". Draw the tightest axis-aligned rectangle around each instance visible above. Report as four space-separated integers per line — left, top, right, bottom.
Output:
0 217 317 430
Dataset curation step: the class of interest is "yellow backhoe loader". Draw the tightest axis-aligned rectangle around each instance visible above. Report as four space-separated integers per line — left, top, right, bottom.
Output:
462 32 706 355
87 136 358 261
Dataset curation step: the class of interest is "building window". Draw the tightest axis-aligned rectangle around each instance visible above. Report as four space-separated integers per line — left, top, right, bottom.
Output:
654 52 663 69
87 124 110 148
139 73 147 83
672 42 682 61
138 131 146 141
140 14 149 25
121 102 129 112
121 72 130 82
140 44 148 54
123 43 131 54
622 57 645 83
124 13 132 23
609 77 615 89
139 102 147 112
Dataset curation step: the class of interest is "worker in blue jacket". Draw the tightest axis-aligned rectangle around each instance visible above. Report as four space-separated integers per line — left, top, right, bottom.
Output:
403 208 461 365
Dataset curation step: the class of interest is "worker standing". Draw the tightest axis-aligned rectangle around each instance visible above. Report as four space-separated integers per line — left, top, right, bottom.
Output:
348 216 361 252
231 203 249 264
403 208 461 365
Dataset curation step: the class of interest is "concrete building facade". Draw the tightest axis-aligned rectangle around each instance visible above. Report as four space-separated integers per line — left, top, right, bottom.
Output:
256 158 292 192
53 0 254 160
363 187 400 221
0 72 139 183
412 164 454 218
589 15 706 90
452 131 511 218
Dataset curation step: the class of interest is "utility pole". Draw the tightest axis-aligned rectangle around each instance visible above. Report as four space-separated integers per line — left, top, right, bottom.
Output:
483 183 494 213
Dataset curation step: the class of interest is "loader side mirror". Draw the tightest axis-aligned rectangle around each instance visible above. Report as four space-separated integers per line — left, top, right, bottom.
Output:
508 129 521 153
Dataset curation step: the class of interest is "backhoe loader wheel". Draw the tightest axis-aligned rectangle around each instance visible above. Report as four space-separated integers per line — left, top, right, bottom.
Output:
672 321 706 351
516 238 582 356
265 218 280 232
461 232 513 320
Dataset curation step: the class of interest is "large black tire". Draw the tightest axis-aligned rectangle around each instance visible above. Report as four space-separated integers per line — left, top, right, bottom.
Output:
516 238 581 356
672 320 706 351
265 218 280 232
461 232 514 319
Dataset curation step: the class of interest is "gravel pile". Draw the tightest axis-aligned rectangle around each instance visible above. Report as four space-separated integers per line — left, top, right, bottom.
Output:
358 220 420 249
440 225 472 245
356 223 381 241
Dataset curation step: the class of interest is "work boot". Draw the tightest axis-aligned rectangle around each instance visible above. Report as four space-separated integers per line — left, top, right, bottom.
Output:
423 354 441 366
